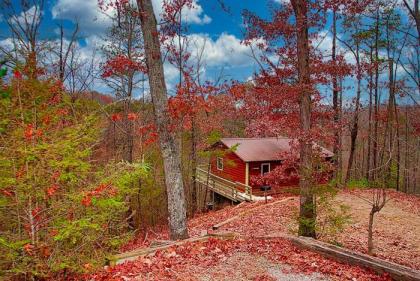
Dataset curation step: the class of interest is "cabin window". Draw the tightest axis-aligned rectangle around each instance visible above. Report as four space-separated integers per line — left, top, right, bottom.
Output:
216 157 224 170
261 163 270 175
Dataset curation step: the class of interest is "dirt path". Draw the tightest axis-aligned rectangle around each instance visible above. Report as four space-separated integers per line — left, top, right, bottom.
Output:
197 252 328 281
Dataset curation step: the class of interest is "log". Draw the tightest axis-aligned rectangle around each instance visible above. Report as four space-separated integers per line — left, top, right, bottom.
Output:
107 232 238 265
212 197 295 230
257 234 420 281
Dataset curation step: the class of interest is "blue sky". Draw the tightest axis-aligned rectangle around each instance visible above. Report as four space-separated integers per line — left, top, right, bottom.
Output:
1 0 417 105
1 0 282 95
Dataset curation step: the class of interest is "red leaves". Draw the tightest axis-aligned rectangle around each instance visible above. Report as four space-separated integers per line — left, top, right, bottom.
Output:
136 124 158 147
102 55 146 78
111 113 122 122
46 171 61 197
24 124 35 140
127 113 138 121
90 236 390 281
13 69 22 79
46 184 59 197
56 108 69 116
23 243 34 255
81 196 92 207
111 113 138 122
81 183 116 207
1 190 14 197
24 123 44 141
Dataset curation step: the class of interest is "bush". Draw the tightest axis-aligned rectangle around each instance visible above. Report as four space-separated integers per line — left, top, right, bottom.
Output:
0 76 151 279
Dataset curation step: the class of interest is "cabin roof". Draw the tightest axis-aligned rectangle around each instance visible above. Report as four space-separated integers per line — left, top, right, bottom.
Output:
219 137 333 162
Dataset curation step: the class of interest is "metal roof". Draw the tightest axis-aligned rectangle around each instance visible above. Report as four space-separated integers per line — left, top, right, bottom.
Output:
219 137 333 162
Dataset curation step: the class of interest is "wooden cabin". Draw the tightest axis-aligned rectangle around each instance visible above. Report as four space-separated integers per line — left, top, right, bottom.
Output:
207 137 333 196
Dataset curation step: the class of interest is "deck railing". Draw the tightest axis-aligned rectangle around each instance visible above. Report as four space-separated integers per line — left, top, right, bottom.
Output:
195 167 253 202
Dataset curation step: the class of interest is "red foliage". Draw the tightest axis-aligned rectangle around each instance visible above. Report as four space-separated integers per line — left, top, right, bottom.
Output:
81 183 116 207
13 69 22 79
127 113 138 121
102 55 146 78
111 113 122 122
46 184 59 197
23 243 34 255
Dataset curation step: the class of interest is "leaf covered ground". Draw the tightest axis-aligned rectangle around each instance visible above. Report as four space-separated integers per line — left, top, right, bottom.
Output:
89 190 419 280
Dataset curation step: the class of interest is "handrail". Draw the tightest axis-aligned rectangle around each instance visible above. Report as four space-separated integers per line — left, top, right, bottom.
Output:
195 167 253 202
196 168 237 186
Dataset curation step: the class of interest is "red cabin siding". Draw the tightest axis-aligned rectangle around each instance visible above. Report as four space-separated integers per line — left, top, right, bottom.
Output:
210 151 246 184
248 161 299 187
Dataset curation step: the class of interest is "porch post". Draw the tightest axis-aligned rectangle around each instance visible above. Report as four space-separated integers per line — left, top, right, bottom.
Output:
245 162 249 186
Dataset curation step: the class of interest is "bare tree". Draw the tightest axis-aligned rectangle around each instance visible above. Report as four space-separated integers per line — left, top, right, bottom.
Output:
57 23 79 83
0 0 46 78
102 2 146 163
367 188 387 255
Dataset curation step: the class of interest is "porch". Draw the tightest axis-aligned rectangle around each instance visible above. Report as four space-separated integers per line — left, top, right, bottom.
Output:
195 167 270 203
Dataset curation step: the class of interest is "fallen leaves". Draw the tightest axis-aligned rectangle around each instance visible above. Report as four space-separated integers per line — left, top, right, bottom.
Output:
89 190 418 280
90 237 390 281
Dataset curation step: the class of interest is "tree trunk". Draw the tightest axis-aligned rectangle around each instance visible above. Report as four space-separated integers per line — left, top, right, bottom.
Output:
190 115 198 215
373 11 380 180
345 40 362 184
137 0 189 240
291 0 316 238
367 47 373 181
332 9 340 183
367 210 375 255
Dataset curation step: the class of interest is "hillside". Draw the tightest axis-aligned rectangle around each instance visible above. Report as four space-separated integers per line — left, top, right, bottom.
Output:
89 190 420 281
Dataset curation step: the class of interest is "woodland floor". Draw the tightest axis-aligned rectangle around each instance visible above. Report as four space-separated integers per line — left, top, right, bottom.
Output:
90 190 420 281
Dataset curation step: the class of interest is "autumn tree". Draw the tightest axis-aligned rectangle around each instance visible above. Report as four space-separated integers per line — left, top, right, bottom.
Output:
101 1 146 163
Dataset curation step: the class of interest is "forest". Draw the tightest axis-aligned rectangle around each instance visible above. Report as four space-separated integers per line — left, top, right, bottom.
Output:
0 0 419 280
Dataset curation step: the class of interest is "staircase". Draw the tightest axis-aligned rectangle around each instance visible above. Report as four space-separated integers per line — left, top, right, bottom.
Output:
195 167 253 202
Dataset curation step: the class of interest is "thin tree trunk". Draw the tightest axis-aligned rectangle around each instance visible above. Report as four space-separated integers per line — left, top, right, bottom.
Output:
385 59 395 185
404 107 409 193
190 115 198 214
367 47 373 181
332 8 340 183
367 210 375 255
373 11 380 180
291 0 316 238
137 0 189 240
345 45 361 183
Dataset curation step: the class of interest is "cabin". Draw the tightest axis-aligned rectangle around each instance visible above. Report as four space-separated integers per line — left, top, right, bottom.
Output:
195 137 333 202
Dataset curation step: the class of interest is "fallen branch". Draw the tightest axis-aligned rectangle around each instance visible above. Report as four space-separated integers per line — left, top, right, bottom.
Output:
212 197 295 230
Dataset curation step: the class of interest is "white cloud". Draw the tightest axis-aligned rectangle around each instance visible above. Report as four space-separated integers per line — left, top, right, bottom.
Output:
11 5 42 27
152 0 211 25
186 33 262 67
273 0 289 4
0 38 15 52
51 0 211 37
51 0 113 35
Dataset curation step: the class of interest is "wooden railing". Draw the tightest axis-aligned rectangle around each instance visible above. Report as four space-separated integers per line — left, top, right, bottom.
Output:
195 167 253 202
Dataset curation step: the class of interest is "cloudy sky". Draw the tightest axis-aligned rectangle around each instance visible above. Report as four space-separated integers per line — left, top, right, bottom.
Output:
0 0 416 104
1 0 286 95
